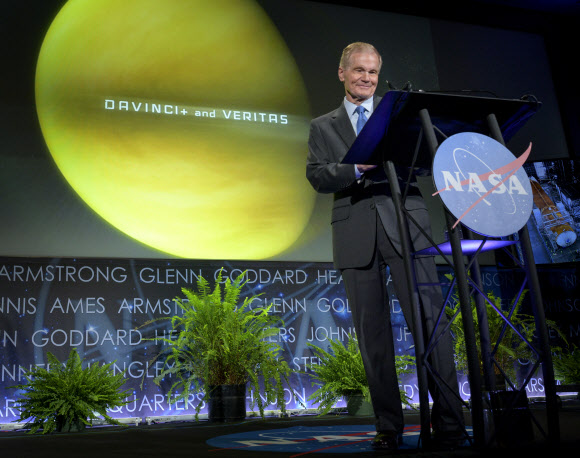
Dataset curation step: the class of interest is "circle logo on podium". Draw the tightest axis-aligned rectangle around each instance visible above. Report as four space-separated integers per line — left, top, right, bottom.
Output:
432 132 533 237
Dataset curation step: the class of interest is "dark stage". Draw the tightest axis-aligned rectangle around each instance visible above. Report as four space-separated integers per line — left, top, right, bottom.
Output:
2 398 579 457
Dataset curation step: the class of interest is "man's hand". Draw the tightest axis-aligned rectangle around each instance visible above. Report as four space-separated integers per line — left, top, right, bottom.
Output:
356 164 378 173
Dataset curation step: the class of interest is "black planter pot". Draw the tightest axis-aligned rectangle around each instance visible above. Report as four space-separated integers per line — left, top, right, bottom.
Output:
345 392 374 416
55 415 86 433
485 389 534 447
207 384 247 422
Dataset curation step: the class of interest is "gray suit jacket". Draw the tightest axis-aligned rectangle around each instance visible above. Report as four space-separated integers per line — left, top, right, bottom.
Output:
306 96 432 269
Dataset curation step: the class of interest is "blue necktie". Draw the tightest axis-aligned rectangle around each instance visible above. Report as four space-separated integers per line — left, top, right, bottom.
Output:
355 105 367 135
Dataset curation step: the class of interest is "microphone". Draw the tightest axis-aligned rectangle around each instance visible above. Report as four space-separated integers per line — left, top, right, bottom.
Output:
385 80 414 91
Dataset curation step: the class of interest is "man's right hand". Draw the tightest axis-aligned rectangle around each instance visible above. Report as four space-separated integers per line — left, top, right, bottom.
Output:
356 164 378 173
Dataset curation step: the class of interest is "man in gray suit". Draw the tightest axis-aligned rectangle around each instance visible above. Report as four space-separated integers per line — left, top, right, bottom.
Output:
306 42 465 450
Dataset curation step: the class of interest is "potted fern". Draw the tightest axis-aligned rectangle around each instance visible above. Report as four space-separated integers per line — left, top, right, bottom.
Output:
11 348 131 434
306 335 415 415
553 345 580 386
143 269 291 421
445 285 567 446
445 286 565 387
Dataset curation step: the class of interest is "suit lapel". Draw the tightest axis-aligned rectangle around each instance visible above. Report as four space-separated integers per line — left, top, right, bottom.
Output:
331 96 383 151
331 104 356 149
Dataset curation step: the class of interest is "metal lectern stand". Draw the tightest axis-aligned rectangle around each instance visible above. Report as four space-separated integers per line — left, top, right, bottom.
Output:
343 90 558 449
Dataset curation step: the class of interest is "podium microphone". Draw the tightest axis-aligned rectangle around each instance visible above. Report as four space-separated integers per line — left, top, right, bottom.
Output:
385 80 414 91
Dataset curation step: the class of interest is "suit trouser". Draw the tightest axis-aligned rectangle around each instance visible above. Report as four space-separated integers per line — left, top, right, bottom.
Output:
341 215 464 434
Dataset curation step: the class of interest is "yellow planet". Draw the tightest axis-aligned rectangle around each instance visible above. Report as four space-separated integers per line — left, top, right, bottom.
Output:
35 0 314 260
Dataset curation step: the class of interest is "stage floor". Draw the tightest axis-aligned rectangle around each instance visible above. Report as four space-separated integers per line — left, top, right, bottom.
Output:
1 398 579 457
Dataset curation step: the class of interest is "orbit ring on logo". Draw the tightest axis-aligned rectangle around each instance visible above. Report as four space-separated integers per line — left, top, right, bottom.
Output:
432 132 533 238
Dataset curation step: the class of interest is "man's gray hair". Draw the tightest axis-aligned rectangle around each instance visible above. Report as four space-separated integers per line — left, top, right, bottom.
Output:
339 42 382 70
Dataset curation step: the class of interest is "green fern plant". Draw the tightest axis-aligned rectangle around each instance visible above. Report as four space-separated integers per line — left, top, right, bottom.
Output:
143 269 291 419
553 345 580 385
11 348 131 434
446 282 565 385
306 335 415 415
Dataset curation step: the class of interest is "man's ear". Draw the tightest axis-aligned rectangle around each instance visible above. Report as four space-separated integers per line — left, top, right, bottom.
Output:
338 67 345 82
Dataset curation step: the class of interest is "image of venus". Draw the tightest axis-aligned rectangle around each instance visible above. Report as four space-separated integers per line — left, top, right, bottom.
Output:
35 0 314 260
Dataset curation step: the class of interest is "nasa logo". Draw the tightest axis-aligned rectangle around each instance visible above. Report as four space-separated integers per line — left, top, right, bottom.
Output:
207 425 436 454
432 132 533 237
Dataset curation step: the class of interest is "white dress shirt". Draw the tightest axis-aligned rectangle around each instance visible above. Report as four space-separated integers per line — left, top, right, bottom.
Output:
344 97 374 179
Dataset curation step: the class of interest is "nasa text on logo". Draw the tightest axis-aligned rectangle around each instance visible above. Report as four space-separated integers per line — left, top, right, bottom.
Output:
432 132 533 237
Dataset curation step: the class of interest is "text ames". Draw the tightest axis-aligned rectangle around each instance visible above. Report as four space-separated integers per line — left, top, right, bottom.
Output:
50 297 105 314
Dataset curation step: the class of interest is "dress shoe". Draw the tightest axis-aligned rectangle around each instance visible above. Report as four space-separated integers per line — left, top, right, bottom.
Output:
371 430 402 450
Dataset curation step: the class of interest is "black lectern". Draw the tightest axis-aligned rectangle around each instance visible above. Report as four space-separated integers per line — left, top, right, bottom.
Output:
343 90 557 449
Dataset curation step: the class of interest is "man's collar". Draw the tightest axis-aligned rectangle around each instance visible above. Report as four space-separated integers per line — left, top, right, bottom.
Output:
343 96 375 116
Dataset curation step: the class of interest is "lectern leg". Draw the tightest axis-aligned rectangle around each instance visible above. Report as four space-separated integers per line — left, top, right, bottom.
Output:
419 108 486 448
384 160 432 447
519 225 560 442
444 212 486 448
465 230 496 394
487 113 560 444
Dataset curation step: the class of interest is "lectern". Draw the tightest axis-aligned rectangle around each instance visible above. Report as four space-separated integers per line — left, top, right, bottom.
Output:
343 90 557 449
